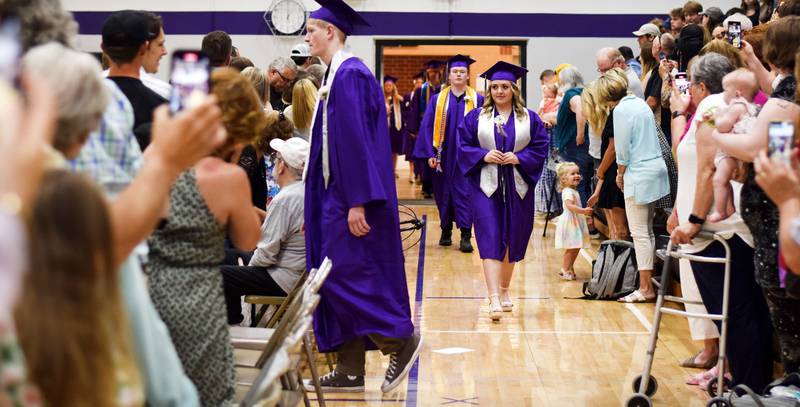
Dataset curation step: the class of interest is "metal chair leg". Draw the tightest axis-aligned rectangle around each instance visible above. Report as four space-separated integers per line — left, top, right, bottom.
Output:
304 334 326 407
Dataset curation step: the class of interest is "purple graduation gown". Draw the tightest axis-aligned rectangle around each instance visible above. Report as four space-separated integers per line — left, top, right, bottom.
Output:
408 83 441 183
401 92 416 162
413 91 485 229
305 58 413 352
457 108 550 262
387 104 405 155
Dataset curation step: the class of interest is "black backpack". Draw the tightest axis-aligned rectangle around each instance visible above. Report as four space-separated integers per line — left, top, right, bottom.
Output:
579 240 639 300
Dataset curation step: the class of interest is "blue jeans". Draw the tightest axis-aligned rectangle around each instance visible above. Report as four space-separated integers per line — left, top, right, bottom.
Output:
558 140 593 206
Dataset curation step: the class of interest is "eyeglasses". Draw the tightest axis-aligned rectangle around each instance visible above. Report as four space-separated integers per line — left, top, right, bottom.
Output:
273 69 294 83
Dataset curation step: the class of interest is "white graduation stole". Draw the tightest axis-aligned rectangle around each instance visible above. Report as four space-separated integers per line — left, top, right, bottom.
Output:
302 49 357 189
476 109 531 199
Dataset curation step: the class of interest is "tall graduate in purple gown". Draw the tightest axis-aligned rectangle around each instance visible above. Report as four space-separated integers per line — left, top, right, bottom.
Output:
408 60 444 198
458 61 549 322
382 75 405 176
414 54 484 253
302 0 421 394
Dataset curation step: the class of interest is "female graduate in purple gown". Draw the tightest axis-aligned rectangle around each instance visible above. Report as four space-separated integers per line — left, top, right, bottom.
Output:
458 61 550 322
383 75 405 176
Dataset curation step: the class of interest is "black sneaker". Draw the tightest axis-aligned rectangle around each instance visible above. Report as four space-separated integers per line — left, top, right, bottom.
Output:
439 228 452 246
303 370 364 393
459 228 473 253
381 333 423 393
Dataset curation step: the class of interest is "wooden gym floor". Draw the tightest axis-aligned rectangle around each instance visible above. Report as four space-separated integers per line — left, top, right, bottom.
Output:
311 163 713 406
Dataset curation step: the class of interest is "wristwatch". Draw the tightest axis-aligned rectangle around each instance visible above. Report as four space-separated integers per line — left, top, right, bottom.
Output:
672 110 688 119
688 214 705 225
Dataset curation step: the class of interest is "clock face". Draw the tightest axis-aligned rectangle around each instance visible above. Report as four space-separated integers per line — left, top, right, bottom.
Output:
270 0 306 35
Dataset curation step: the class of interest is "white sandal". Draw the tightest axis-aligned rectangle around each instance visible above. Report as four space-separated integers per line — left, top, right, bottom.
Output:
499 286 513 312
488 294 503 322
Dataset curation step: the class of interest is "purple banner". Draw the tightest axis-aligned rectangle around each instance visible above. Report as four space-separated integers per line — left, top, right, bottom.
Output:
72 11 662 38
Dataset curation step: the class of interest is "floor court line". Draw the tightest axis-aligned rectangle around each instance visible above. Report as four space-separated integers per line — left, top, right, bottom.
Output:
423 329 649 335
405 214 427 407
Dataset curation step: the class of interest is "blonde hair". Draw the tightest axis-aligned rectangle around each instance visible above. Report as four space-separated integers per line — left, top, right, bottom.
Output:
556 161 579 191
240 66 269 107
583 68 629 134
290 78 318 131
254 110 295 155
542 82 558 97
481 80 527 118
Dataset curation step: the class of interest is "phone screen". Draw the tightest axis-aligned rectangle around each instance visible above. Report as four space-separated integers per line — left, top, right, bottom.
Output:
658 52 668 62
674 72 690 95
727 21 742 49
768 121 795 163
169 50 211 113
0 18 22 89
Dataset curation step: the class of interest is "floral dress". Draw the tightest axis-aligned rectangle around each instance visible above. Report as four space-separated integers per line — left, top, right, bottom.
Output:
555 187 591 249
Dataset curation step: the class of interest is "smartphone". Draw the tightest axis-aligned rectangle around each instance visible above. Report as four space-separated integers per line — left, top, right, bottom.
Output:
658 52 668 62
727 21 742 49
768 121 795 163
0 17 22 89
169 50 211 113
674 72 690 95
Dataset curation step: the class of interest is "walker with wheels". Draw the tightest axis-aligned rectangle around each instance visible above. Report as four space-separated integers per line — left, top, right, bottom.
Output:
625 232 733 407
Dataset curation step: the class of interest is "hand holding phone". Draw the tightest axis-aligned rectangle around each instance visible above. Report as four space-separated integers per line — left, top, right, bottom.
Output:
169 50 211 113
768 121 796 164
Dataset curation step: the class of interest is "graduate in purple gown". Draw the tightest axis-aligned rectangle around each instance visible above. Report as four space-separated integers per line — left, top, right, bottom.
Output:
457 61 549 322
414 54 484 252
302 0 421 394
382 75 405 177
408 61 444 198
402 71 424 183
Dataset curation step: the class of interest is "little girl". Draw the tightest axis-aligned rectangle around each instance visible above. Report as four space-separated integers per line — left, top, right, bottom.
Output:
555 162 592 280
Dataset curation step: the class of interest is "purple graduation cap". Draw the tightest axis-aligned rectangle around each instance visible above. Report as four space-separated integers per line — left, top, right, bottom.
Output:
424 60 444 70
479 61 528 82
447 54 476 69
412 70 425 80
383 75 398 83
309 0 370 36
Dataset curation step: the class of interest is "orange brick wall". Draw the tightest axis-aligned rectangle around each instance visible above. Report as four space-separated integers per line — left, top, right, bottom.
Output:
382 55 451 96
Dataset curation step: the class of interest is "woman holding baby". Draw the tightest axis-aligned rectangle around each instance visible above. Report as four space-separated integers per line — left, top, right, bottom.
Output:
669 52 774 392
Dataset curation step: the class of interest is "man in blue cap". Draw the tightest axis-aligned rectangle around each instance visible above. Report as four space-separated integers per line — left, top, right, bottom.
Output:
302 0 421 394
414 55 483 252
409 60 444 198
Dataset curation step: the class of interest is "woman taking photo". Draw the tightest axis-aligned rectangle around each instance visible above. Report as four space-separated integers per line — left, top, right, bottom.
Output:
458 61 549 322
146 68 264 405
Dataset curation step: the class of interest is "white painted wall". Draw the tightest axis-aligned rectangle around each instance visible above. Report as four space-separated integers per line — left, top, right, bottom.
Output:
67 0 741 106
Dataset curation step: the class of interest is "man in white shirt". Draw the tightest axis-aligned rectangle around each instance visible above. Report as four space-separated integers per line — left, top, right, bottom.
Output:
596 47 644 99
220 137 309 325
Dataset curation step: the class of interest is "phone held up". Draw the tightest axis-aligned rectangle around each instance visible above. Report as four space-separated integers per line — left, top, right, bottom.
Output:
674 72 690 95
0 17 22 89
169 50 211 113
768 121 796 164
727 21 743 49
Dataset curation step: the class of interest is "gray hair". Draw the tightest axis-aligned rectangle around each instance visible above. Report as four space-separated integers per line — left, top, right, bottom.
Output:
1 0 78 51
597 47 625 66
22 42 109 153
690 52 734 94
558 66 585 92
660 33 676 54
269 56 298 74
306 64 326 87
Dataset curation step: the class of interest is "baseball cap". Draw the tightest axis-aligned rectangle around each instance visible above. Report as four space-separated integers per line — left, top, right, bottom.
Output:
270 137 310 170
101 10 153 48
701 7 724 21
291 43 311 58
632 23 661 38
